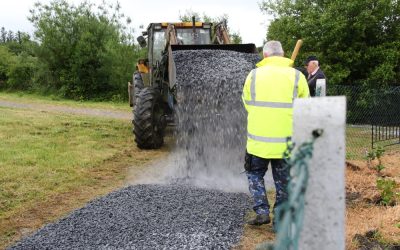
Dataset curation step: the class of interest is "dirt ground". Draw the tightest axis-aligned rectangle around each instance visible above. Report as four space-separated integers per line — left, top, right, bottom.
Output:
345 150 400 249
235 150 400 250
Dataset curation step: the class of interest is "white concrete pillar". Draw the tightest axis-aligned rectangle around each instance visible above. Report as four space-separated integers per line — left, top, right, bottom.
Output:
293 97 346 250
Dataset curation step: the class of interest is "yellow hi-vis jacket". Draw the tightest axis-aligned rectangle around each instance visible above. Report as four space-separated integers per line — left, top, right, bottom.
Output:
242 56 310 159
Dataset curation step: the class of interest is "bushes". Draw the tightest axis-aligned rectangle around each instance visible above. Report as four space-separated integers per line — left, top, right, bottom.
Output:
376 178 399 206
27 0 141 100
0 46 14 85
0 46 38 90
0 0 143 101
7 53 38 90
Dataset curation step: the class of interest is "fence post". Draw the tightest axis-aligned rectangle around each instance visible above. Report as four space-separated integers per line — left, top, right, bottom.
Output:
293 97 346 250
372 124 374 149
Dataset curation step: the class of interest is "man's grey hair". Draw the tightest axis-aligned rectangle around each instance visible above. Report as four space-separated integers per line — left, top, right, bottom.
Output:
263 41 284 57
309 60 319 66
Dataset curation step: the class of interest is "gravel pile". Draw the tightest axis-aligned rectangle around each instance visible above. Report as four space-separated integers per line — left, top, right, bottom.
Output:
170 49 260 190
9 184 251 250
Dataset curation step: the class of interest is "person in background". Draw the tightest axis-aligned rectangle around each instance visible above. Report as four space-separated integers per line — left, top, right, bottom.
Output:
305 55 327 96
137 59 149 74
242 41 309 227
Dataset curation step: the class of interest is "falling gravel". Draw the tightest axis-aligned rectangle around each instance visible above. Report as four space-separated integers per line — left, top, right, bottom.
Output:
168 49 261 191
9 184 250 250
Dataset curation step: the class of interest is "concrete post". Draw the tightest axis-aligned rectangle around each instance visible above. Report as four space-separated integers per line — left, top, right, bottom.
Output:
293 97 346 250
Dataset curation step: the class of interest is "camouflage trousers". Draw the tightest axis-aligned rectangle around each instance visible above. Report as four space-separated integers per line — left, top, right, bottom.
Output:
245 153 289 216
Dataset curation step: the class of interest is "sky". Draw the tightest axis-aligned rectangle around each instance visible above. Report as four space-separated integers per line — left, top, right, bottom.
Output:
0 0 271 46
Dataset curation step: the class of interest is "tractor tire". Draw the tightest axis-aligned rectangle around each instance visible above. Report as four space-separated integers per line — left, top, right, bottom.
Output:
133 87 165 149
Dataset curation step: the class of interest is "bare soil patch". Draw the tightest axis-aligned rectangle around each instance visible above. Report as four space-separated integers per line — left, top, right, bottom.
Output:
236 150 400 249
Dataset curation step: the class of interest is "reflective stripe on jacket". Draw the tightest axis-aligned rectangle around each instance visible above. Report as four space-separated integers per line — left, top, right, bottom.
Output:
242 56 310 159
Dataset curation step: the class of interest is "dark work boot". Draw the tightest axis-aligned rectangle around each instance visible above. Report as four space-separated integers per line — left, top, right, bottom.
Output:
247 214 271 226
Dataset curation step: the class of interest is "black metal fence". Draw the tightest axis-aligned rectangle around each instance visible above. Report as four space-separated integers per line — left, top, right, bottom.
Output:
328 85 400 159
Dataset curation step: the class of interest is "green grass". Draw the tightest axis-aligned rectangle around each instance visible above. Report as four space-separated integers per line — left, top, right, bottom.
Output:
0 106 133 219
346 125 400 160
0 91 130 112
0 92 393 161
346 126 371 159
0 95 169 248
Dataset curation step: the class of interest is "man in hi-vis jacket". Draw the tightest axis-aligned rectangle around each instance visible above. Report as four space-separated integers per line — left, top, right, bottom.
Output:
242 41 309 226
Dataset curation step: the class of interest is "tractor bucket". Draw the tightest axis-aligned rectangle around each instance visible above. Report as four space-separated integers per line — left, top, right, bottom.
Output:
168 44 257 89
170 44 257 54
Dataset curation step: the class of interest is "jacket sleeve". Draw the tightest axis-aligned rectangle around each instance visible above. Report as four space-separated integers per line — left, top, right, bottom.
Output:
298 73 310 98
242 70 253 111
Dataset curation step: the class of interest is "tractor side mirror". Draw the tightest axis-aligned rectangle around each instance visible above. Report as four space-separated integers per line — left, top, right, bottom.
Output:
137 36 147 48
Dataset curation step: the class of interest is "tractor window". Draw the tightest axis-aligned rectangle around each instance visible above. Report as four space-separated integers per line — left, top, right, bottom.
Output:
152 30 166 63
176 28 211 45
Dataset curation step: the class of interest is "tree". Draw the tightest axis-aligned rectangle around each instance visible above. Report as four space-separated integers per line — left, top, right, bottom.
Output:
179 10 205 22
261 0 400 87
28 0 140 100
7 52 38 90
178 10 243 44
1 27 6 43
6 31 14 42
0 46 15 83
230 32 242 44
0 29 36 55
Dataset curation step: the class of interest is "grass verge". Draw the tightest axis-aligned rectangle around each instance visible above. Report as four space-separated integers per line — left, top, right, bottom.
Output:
0 91 130 112
0 106 166 249
346 125 400 160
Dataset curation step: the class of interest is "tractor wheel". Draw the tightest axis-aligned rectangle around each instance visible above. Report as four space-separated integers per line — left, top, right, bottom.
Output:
133 87 165 149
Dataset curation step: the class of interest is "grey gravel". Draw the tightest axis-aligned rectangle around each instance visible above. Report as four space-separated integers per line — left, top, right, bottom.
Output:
170 49 260 190
8 49 260 250
9 184 250 250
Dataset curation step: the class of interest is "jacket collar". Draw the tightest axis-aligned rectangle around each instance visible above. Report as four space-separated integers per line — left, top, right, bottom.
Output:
256 56 294 68
310 67 320 76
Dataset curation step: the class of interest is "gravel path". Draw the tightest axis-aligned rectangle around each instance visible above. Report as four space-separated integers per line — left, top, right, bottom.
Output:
6 49 264 249
0 100 131 120
9 184 250 250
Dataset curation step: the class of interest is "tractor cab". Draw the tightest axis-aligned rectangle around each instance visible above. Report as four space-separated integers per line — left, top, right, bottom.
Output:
138 22 213 68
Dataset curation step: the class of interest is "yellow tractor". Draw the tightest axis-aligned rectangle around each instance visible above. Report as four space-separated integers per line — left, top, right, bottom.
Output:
129 18 257 149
